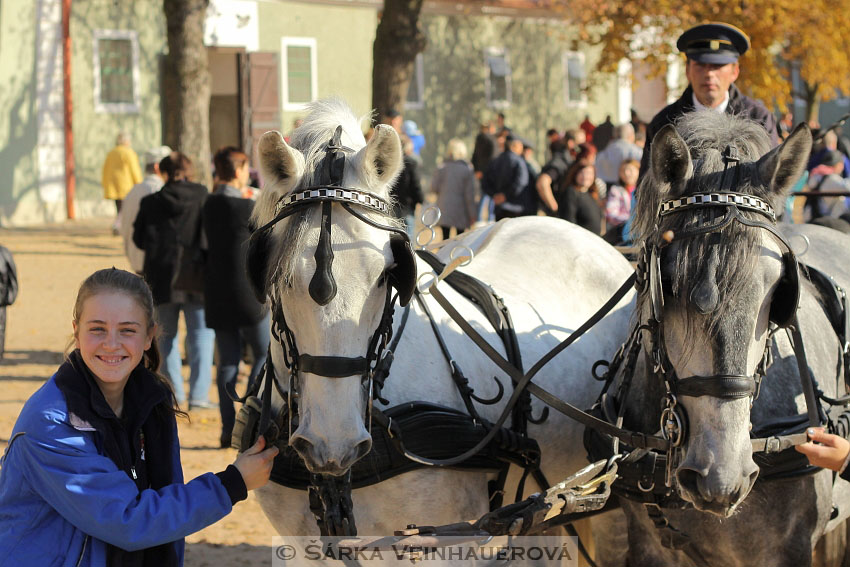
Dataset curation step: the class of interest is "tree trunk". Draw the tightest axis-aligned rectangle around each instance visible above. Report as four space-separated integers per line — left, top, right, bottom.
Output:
804 80 821 127
163 0 211 188
371 0 427 121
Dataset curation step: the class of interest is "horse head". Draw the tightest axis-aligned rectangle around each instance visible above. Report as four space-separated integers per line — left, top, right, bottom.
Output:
632 111 811 516
250 98 414 476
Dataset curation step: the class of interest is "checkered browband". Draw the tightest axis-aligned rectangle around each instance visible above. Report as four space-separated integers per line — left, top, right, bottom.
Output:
659 192 775 222
274 187 390 216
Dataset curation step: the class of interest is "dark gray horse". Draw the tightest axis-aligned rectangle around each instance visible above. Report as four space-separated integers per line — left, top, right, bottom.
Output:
606 110 850 566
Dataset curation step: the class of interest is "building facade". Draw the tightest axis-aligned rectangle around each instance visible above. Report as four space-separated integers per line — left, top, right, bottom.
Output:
0 0 653 226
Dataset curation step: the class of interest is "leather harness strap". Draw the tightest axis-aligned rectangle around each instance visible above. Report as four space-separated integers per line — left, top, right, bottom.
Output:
427 275 671 454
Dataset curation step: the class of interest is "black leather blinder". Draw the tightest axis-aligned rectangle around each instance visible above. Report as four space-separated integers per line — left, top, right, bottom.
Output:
389 234 416 307
768 252 800 328
246 227 272 303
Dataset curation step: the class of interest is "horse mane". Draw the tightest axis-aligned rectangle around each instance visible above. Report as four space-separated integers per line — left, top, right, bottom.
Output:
633 111 774 340
255 97 399 293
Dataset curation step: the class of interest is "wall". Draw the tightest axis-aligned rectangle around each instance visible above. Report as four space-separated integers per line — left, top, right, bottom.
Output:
69 0 166 220
0 0 42 225
257 0 378 135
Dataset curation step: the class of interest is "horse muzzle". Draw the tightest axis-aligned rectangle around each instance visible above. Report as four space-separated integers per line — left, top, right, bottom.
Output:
676 456 759 517
290 427 373 476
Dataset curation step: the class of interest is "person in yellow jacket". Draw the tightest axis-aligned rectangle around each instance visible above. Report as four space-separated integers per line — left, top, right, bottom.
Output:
102 132 142 234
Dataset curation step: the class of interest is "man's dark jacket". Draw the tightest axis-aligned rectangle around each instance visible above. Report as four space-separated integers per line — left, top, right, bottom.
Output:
482 150 533 217
639 84 778 179
133 180 208 305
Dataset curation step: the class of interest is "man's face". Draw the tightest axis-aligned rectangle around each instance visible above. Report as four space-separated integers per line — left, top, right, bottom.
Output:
686 59 740 108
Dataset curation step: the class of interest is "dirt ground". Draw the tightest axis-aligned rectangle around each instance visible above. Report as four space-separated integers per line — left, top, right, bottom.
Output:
0 217 279 566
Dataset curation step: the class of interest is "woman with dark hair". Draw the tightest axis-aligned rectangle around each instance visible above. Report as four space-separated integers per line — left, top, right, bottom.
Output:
204 147 270 448
0 268 277 565
559 159 603 235
133 152 215 410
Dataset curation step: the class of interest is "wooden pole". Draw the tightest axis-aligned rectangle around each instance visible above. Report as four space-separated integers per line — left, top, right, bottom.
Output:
62 0 75 219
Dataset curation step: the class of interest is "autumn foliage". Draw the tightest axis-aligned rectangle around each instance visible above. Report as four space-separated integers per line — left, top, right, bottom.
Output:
553 0 850 122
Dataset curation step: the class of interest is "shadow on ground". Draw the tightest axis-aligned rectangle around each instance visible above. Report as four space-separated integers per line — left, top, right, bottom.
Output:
1 350 63 366
185 542 275 567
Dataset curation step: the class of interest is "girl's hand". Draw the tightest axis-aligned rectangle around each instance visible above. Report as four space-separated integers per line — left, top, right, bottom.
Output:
796 427 850 471
233 436 279 490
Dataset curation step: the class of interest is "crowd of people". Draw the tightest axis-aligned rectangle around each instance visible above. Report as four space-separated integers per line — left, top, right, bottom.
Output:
446 110 647 240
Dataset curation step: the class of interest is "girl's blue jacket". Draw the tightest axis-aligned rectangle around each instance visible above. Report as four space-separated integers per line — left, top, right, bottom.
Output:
0 358 237 566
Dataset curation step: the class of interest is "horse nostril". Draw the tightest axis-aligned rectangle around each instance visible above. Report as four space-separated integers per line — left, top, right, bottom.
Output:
290 435 315 459
744 468 759 495
677 468 704 497
353 438 372 461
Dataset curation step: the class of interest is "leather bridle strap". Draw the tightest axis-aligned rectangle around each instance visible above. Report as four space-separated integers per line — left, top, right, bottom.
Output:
299 354 369 378
671 375 756 399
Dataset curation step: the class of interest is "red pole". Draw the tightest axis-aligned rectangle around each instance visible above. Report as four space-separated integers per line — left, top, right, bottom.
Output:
62 0 75 219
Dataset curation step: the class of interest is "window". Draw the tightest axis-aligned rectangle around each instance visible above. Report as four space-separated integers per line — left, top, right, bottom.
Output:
563 51 586 106
93 30 140 113
485 48 511 108
281 37 317 111
406 53 425 109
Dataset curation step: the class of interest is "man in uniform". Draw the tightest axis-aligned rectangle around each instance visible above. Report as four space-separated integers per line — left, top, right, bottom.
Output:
639 22 778 179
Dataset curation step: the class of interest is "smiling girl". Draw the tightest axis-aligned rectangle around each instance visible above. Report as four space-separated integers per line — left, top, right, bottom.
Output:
0 268 278 566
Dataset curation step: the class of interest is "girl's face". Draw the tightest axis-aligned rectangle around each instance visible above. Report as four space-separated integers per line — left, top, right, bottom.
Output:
620 163 639 187
73 292 154 391
575 166 595 189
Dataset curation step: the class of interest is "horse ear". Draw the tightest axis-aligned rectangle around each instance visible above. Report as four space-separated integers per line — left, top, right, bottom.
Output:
358 124 403 188
258 130 304 194
651 124 692 192
756 122 812 200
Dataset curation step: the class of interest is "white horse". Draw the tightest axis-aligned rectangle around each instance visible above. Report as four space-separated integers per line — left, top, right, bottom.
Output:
245 98 633 565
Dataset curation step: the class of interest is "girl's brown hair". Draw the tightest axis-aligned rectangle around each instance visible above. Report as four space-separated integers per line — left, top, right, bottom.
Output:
71 268 187 419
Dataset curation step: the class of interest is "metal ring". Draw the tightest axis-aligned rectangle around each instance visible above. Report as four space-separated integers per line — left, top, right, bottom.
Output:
638 477 656 493
789 233 810 257
416 271 437 294
660 407 684 448
420 204 441 228
415 226 436 249
449 244 474 266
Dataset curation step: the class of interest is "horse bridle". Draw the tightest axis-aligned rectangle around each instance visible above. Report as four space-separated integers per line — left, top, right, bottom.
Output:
244 125 416 446
637 144 809 486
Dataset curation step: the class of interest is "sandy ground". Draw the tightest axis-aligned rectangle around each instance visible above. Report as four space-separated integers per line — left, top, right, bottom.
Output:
0 217 279 566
